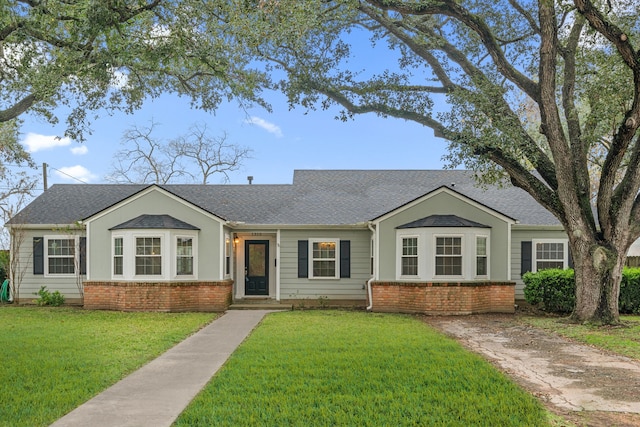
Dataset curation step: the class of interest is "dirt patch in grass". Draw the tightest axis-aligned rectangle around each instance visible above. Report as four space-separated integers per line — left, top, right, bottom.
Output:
422 313 640 427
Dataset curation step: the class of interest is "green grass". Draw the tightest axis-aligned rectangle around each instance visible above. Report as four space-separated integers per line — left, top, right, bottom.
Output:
174 311 549 426
521 315 640 361
0 306 216 427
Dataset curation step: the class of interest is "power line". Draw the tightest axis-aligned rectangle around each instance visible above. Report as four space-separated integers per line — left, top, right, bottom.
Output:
48 166 88 184
1 163 37 169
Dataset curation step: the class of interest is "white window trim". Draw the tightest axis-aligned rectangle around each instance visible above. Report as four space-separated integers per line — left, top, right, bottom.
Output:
398 235 420 279
175 234 197 279
433 234 465 279
112 235 124 277
308 238 340 280
134 234 164 279
475 234 490 279
395 227 492 281
110 230 198 281
532 238 569 273
224 233 232 277
44 235 79 277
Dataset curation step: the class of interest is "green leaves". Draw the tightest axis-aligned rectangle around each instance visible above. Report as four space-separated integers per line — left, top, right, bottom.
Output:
0 0 267 140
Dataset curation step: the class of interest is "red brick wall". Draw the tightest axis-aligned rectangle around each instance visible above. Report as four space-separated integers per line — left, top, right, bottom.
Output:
371 281 515 315
83 280 233 312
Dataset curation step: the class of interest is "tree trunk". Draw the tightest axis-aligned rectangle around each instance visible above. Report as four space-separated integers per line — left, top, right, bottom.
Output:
570 240 623 324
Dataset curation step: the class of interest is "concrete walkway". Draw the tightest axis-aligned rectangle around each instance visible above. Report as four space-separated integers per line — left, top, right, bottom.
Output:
51 310 276 427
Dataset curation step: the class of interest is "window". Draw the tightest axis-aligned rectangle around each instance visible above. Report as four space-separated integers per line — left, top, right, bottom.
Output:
176 237 193 275
435 237 462 276
47 238 75 275
111 229 198 280
135 237 162 275
401 237 418 276
534 241 566 271
225 234 231 276
311 239 337 278
476 236 488 276
396 227 492 281
113 237 123 275
298 239 349 279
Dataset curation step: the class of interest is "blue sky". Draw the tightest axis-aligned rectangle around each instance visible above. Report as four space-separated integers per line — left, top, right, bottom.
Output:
15 25 450 194
20 88 449 192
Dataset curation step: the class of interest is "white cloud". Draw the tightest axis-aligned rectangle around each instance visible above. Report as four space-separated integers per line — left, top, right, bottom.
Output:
245 116 283 138
70 145 89 155
53 165 98 183
109 68 129 89
22 132 72 153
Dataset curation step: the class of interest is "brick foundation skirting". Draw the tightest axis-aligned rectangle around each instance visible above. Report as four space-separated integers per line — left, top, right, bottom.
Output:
370 281 515 315
83 280 233 312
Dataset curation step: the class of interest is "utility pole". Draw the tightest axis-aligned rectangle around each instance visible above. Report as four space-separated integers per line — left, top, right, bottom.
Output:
42 163 48 191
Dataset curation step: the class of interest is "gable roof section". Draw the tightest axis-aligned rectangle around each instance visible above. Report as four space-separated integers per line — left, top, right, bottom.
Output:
110 214 200 230
83 185 227 224
9 170 561 227
397 214 491 229
372 185 517 225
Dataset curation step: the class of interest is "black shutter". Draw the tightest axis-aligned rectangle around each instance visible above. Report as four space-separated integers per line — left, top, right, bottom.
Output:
79 237 87 275
298 240 308 278
340 240 351 278
521 241 532 276
33 237 44 275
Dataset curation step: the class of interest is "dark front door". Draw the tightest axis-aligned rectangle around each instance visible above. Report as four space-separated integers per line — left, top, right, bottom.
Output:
245 240 269 296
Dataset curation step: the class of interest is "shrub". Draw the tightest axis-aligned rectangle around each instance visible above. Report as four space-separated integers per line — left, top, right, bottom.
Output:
34 286 65 307
523 269 575 313
620 268 640 314
524 267 640 314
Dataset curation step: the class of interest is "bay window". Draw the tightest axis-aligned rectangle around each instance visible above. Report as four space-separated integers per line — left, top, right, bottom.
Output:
111 230 198 280
396 228 491 281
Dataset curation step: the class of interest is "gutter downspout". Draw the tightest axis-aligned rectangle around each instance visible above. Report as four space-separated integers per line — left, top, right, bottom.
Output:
366 222 375 311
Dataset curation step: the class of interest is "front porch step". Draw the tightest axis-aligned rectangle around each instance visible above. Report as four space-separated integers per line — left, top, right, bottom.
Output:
228 299 292 310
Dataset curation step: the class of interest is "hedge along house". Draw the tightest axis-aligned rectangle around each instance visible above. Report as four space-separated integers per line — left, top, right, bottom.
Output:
6 170 566 313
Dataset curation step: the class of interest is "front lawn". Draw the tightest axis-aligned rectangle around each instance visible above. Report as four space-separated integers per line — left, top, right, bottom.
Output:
0 306 216 427
174 311 550 426
521 315 640 361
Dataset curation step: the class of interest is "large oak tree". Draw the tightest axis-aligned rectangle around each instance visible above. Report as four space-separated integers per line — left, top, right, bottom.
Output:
232 0 640 324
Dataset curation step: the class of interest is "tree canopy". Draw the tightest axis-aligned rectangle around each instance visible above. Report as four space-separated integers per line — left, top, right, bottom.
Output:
0 0 266 140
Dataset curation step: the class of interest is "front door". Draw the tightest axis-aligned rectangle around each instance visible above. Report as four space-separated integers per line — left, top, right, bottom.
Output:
245 240 269 296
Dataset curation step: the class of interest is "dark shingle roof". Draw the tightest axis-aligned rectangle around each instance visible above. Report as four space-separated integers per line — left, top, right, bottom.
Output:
397 215 491 229
8 170 560 227
110 214 199 230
